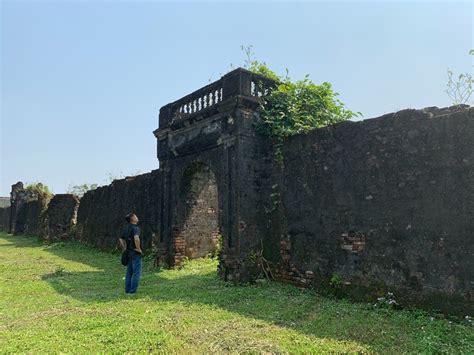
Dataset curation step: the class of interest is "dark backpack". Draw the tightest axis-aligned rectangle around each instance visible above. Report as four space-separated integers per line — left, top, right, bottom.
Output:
121 249 129 266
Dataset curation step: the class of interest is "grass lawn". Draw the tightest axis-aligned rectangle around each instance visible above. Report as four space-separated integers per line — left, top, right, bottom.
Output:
0 233 472 353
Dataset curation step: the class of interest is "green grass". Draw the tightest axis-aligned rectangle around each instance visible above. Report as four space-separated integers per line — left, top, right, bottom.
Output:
0 233 472 353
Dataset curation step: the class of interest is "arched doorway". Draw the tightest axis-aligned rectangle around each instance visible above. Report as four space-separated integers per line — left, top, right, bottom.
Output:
178 162 220 259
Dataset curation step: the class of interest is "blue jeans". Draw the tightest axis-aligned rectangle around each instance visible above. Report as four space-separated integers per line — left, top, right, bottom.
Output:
125 254 142 293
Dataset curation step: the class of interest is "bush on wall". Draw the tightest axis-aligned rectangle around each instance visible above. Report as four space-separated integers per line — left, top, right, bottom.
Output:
240 45 361 164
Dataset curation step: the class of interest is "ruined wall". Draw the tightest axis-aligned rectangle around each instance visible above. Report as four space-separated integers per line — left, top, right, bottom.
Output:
0 197 10 208
14 197 50 236
9 182 25 234
9 182 51 236
43 194 80 242
3 66 472 316
0 207 10 231
0 196 10 231
263 106 474 315
76 170 162 252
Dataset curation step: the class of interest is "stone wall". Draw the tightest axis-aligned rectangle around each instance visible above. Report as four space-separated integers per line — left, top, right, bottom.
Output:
0 207 10 231
262 106 474 315
3 67 473 316
43 194 80 242
9 182 51 236
0 197 10 208
9 182 25 234
13 197 50 236
75 170 162 252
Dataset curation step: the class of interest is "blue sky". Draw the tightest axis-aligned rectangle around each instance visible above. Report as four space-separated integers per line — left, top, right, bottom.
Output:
1 1 472 196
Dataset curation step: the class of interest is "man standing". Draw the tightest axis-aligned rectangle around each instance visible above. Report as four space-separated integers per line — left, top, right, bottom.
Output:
119 212 143 294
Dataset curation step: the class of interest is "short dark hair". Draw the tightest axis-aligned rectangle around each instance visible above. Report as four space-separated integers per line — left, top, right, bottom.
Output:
125 212 135 223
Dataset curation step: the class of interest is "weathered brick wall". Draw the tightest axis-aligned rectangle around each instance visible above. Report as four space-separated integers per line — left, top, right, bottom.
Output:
262 106 474 315
0 207 10 231
0 197 10 208
14 197 50 236
9 182 25 234
9 182 51 237
43 194 80 242
0 196 10 232
75 170 162 252
179 163 220 259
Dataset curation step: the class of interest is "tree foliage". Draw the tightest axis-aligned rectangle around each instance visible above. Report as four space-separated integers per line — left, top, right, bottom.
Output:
256 76 359 138
25 182 53 199
241 45 360 139
240 45 361 164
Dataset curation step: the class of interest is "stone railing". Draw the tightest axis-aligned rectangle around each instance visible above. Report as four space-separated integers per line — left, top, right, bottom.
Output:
173 81 224 120
157 68 276 129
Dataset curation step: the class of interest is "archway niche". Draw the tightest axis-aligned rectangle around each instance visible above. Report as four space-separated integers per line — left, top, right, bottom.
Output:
178 162 220 259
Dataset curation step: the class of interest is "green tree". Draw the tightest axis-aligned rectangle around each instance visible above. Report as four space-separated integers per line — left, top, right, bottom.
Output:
240 45 361 164
25 182 53 198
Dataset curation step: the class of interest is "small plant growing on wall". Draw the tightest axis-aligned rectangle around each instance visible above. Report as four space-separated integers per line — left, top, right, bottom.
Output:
330 273 343 288
66 183 98 198
246 240 274 281
374 291 400 309
208 233 223 259
446 50 474 105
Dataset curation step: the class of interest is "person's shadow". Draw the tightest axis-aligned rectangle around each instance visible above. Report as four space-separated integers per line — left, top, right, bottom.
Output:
5 234 411 351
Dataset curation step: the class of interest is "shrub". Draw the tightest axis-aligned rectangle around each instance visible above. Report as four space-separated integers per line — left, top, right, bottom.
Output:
240 45 361 165
25 182 53 199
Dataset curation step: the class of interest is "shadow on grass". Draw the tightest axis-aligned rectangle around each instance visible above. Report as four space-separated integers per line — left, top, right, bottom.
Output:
1 233 461 352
